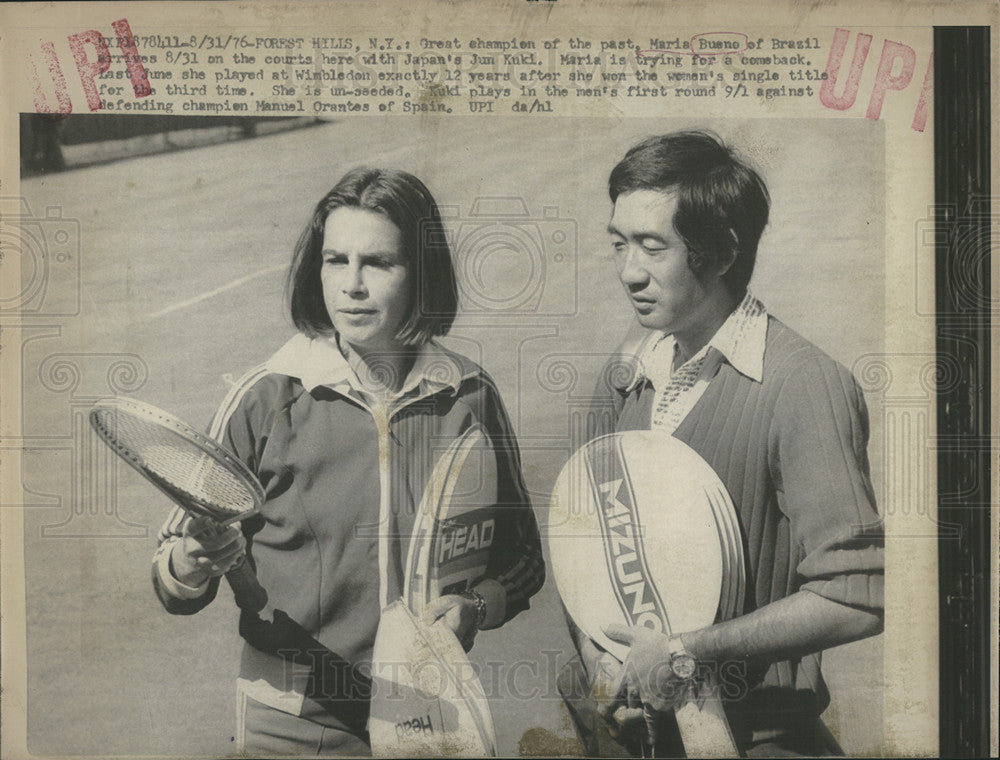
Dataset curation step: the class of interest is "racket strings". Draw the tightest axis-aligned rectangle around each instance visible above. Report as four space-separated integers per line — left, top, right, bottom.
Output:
92 407 256 518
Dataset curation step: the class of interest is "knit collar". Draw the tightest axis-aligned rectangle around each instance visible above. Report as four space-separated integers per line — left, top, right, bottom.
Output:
627 291 768 391
266 333 477 398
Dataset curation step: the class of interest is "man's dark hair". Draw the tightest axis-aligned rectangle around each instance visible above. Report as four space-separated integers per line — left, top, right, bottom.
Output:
609 131 770 295
287 167 458 344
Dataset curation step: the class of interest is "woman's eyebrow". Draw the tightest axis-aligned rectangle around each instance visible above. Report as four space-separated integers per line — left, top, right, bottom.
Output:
321 248 402 260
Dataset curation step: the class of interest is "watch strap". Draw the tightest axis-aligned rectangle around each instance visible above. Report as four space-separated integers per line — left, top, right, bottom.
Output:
461 589 487 629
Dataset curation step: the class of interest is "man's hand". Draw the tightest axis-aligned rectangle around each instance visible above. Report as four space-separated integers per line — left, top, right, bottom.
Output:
605 623 692 713
588 651 646 739
589 650 626 708
425 594 480 652
170 516 246 587
584 646 658 751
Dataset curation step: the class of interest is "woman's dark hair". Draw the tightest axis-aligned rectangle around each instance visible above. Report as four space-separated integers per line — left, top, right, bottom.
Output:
609 131 770 295
288 167 458 344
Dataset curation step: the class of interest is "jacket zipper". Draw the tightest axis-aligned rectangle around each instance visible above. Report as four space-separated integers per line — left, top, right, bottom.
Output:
329 379 472 611
372 402 392 610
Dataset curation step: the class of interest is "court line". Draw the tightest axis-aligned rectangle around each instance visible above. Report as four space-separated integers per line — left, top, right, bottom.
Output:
145 144 415 321
146 263 287 319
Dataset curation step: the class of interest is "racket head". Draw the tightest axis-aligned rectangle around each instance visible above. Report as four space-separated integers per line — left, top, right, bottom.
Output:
89 396 263 524
547 431 742 661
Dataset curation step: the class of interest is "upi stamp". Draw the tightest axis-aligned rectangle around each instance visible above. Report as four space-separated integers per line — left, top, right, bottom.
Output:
28 18 151 115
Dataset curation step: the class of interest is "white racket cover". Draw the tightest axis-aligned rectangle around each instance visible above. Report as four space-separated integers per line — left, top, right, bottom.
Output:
548 431 743 660
404 424 499 618
548 431 745 757
370 601 497 757
372 425 499 756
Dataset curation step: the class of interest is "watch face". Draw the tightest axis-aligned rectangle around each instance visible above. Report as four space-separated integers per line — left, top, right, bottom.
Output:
671 653 697 680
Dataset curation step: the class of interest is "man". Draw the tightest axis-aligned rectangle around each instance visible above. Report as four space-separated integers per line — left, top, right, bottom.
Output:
559 131 884 757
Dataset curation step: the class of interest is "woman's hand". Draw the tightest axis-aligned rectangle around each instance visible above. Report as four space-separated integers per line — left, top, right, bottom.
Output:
169 516 246 587
425 594 482 652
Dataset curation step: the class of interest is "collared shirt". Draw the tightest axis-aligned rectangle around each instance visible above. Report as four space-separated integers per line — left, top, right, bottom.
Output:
631 291 768 433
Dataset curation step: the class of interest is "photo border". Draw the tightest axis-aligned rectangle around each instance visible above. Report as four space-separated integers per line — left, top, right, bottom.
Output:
934 25 993 758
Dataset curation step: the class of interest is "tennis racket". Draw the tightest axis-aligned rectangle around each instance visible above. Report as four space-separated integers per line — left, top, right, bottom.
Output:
89 396 268 612
548 431 743 757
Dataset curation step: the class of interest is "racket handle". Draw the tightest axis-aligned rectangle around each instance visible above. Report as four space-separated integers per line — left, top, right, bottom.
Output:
225 555 268 612
673 671 740 757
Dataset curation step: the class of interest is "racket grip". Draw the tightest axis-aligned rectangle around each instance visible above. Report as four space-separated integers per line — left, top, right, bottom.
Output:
673 671 740 758
225 555 268 612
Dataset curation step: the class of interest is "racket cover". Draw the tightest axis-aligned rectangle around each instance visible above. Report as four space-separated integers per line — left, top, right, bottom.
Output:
547 431 744 757
370 601 497 757
404 425 499 617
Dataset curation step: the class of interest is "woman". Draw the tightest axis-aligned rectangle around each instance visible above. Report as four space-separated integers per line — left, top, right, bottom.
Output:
151 168 545 755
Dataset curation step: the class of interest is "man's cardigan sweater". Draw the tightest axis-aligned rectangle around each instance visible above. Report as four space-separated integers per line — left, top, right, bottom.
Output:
603 316 883 728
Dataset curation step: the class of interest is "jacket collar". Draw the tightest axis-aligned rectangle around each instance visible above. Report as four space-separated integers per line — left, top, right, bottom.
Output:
266 333 478 398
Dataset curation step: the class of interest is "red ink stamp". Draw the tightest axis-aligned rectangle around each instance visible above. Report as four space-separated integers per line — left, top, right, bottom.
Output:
28 17 151 117
819 28 932 132
638 31 750 59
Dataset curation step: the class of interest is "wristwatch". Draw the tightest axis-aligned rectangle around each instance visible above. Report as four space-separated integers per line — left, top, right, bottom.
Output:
461 589 488 629
667 635 698 680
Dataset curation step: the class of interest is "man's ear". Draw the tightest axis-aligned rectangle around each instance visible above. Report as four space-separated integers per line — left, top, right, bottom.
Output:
714 229 740 277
